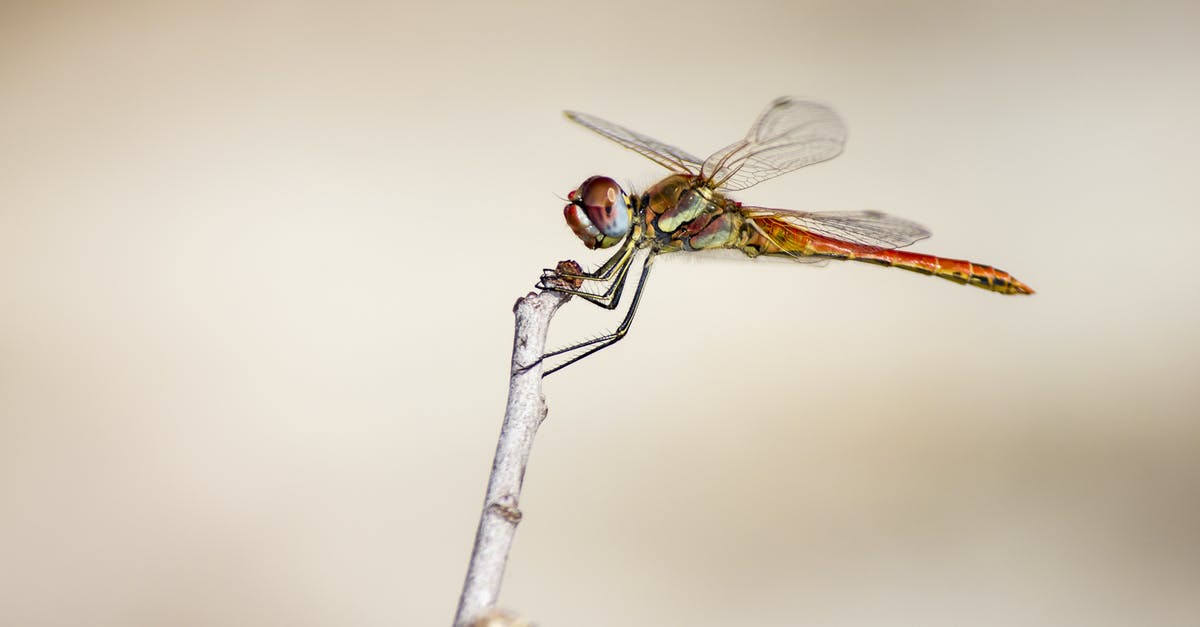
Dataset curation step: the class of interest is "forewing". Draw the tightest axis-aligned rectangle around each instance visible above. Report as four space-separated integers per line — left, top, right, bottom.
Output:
702 98 847 192
565 110 705 175
742 207 931 249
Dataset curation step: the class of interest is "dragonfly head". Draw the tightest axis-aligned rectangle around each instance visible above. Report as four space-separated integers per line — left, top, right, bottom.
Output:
564 176 631 249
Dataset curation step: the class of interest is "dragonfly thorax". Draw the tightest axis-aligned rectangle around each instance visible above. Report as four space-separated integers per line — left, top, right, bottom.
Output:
564 175 633 249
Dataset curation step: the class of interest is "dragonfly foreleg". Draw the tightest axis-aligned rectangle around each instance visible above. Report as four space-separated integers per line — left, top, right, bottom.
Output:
541 251 637 310
542 236 635 283
541 253 656 377
537 239 639 309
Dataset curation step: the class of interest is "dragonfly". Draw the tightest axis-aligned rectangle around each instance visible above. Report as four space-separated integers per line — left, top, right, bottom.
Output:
537 97 1033 376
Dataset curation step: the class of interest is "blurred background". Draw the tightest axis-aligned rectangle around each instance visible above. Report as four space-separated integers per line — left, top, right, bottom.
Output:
2 1 1198 625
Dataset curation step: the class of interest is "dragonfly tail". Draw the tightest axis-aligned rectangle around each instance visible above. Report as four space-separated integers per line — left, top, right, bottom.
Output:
853 249 1034 295
745 218 1033 295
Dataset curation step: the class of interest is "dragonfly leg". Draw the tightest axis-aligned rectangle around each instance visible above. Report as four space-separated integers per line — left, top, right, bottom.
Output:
541 249 638 310
538 239 639 308
541 253 656 377
541 237 633 283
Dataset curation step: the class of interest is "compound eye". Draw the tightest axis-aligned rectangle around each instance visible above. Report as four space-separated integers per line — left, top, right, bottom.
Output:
562 176 630 249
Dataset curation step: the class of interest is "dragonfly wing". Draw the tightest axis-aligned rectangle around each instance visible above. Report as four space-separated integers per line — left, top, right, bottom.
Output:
742 207 932 249
702 98 847 192
565 110 705 175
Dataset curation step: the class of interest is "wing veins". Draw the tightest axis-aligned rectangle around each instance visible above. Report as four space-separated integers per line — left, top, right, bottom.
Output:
564 110 704 175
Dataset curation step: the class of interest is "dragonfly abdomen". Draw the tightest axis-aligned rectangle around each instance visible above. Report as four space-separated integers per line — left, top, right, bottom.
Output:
853 249 1034 295
741 217 1033 295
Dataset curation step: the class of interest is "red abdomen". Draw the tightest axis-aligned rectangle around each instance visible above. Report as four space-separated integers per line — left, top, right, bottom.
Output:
745 216 1034 295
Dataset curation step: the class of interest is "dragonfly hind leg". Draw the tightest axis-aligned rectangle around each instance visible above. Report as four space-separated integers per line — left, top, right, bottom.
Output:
540 253 656 377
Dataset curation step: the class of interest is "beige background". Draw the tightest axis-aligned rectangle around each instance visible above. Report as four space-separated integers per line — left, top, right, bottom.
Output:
2 1 1198 625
